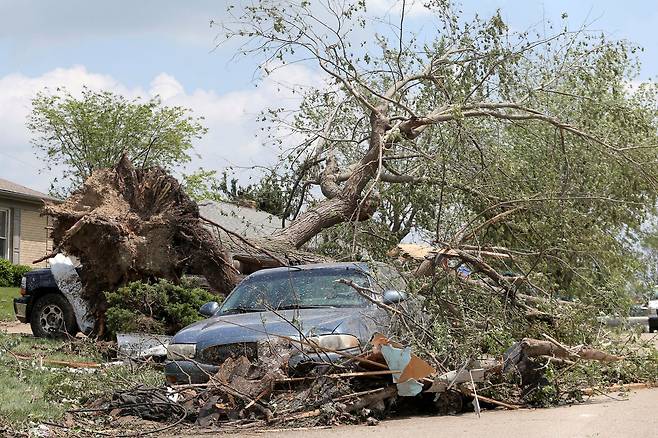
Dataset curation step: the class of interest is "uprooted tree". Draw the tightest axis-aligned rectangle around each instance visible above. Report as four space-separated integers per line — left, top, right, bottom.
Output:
44 0 658 355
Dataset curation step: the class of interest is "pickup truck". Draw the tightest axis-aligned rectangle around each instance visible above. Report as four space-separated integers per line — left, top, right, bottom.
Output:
14 268 79 337
13 255 94 338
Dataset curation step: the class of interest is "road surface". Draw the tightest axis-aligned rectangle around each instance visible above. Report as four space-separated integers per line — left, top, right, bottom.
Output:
252 388 658 438
0 321 31 335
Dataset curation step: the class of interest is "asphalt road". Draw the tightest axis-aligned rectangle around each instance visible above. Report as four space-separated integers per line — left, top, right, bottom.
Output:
251 388 658 438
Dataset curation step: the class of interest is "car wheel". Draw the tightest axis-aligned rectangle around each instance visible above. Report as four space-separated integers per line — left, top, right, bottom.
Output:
30 293 78 338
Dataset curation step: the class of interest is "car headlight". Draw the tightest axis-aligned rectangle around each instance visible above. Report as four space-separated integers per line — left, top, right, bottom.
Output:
166 343 196 360
303 334 360 352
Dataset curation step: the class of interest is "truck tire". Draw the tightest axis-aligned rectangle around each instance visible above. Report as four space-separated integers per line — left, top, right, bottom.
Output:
30 293 78 338
649 316 658 334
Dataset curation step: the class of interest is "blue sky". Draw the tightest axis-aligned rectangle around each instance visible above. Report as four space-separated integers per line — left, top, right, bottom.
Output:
0 0 656 192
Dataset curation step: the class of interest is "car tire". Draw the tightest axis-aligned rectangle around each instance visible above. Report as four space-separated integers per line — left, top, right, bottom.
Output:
30 293 78 338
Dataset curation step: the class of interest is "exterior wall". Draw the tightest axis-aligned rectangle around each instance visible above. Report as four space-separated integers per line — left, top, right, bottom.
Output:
0 197 52 268
19 207 51 268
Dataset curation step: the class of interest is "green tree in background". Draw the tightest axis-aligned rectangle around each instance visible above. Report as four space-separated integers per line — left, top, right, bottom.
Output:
28 87 207 195
183 168 288 218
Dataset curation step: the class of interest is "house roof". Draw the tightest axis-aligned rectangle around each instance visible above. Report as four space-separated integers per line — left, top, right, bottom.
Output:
0 178 58 203
198 200 281 240
198 200 328 267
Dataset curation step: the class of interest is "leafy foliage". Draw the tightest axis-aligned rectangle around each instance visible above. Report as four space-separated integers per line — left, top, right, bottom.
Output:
0 259 30 287
223 0 658 307
28 87 207 195
183 168 288 217
104 278 219 336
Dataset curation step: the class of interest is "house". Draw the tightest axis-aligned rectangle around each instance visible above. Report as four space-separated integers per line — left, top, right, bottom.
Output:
199 200 282 274
198 199 326 275
0 178 57 268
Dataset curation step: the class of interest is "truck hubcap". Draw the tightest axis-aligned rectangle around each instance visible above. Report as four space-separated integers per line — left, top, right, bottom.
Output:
40 304 64 333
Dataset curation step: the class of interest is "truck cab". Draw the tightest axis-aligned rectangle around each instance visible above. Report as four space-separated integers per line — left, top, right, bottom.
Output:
13 267 84 337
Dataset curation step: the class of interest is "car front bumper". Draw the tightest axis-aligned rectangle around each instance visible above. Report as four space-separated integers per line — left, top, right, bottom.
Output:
13 296 30 323
165 360 220 384
165 347 363 384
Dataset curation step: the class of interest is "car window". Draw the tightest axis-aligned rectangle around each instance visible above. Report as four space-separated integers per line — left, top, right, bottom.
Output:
367 262 407 293
220 268 371 313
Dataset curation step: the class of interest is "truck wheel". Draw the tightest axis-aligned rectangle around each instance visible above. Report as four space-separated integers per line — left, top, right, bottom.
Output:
30 293 78 338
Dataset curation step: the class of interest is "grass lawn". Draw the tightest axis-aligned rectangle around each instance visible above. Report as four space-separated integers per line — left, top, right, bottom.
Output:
0 287 20 321
0 332 164 432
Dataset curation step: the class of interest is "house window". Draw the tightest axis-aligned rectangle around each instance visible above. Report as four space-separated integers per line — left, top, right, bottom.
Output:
0 208 9 260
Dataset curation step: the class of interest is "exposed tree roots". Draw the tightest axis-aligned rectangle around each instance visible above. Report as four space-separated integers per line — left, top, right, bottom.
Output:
44 157 241 335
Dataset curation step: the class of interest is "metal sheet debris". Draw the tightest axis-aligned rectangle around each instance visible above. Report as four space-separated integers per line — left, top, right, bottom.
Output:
116 333 172 358
49 253 95 333
427 368 486 393
378 336 436 397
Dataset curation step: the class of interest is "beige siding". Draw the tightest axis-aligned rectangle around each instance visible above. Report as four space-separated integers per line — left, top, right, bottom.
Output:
19 208 51 268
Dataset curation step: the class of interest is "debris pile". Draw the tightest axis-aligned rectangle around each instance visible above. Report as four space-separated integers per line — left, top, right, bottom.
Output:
63 331 627 435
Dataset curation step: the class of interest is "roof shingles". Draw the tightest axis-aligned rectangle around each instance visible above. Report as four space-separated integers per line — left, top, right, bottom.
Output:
0 178 57 202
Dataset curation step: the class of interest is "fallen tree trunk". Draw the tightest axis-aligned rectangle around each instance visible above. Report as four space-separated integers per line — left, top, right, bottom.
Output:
502 336 623 390
517 338 623 363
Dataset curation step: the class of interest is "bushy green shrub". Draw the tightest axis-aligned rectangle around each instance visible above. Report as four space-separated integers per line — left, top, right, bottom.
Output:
104 278 219 337
0 259 31 287
0 259 11 287
11 264 32 286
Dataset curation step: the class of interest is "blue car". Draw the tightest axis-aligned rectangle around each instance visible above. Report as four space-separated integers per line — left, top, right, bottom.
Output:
164 262 407 384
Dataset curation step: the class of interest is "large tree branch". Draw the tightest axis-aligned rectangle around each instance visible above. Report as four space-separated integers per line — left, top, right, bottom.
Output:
319 151 341 198
401 102 620 153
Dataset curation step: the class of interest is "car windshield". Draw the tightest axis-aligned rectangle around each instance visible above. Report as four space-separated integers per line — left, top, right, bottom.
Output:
219 268 371 314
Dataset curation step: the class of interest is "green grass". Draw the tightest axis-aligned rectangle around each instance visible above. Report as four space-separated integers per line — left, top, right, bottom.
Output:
0 332 164 431
0 287 20 321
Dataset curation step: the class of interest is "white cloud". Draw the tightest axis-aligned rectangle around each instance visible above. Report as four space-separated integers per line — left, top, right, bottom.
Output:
0 64 324 193
149 74 185 101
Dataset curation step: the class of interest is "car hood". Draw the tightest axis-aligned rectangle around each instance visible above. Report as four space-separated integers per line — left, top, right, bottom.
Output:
172 307 383 349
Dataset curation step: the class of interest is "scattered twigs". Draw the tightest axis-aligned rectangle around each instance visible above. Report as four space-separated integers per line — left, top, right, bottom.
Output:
275 369 400 383
244 387 272 410
214 379 274 422
336 278 439 346
274 333 390 370
459 388 521 410
63 400 188 437
344 385 398 413
332 386 388 402
336 278 403 315
9 352 102 368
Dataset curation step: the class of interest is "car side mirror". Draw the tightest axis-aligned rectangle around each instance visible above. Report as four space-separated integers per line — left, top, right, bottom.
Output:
382 290 407 305
199 301 220 317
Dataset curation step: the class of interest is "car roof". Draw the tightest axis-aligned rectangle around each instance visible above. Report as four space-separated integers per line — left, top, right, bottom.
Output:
248 262 370 277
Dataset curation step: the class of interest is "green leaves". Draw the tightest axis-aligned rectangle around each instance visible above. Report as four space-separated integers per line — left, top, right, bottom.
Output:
104 278 218 337
28 87 207 195
225 1 658 306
